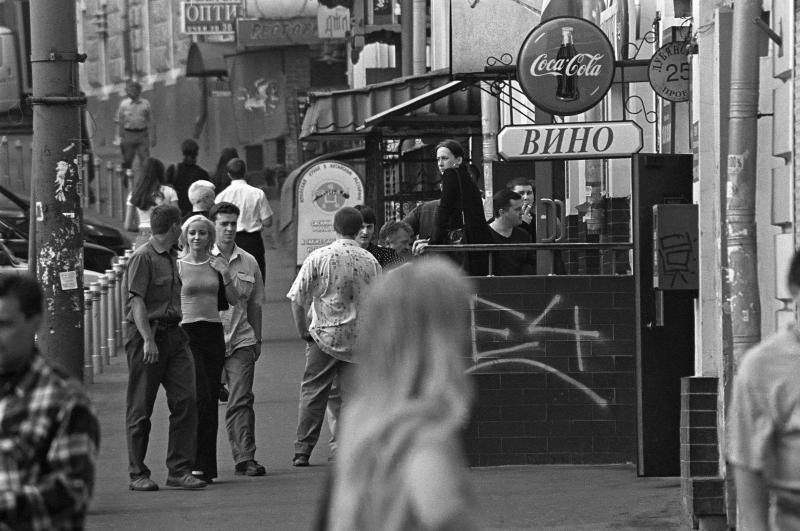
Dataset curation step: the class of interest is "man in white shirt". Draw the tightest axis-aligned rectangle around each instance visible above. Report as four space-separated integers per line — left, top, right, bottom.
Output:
114 80 155 171
286 207 380 467
214 158 273 281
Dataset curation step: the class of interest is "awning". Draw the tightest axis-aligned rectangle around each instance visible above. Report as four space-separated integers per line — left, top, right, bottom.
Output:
300 70 481 140
186 42 235 78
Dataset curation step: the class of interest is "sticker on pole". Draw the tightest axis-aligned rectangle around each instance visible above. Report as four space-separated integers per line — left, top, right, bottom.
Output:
59 271 78 290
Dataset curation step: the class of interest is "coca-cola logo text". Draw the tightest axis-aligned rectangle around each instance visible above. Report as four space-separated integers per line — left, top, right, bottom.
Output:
529 53 606 77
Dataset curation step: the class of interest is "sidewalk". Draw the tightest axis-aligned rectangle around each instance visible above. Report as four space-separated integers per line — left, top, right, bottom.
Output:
84 240 685 530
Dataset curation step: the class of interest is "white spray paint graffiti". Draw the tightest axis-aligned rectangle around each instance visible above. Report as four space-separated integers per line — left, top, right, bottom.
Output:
470 294 609 407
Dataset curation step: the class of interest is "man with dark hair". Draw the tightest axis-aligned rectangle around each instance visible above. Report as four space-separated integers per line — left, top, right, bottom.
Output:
728 249 800 528
115 80 155 171
208 202 268 477
287 206 380 467
215 158 273 282
0 273 100 528
354 204 403 269
166 139 211 217
125 204 206 491
506 177 535 236
489 189 536 276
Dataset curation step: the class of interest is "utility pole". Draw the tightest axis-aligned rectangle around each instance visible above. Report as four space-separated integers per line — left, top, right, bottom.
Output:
30 0 86 380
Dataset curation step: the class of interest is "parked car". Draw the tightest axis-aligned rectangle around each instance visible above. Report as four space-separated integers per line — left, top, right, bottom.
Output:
0 214 116 272
0 183 130 255
0 239 104 285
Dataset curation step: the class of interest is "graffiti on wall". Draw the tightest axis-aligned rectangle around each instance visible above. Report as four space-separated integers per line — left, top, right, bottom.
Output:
468 294 610 407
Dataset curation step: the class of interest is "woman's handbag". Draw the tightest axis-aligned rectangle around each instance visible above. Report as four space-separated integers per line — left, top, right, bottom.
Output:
446 171 468 245
217 272 229 311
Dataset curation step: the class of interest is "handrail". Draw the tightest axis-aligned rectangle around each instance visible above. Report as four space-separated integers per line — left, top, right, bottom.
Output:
426 242 633 252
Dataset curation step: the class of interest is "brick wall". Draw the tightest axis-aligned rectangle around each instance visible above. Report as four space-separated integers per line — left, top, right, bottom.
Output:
465 275 636 466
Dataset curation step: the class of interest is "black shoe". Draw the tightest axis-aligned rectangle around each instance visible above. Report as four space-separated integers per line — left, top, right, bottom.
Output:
292 453 310 467
129 476 158 491
166 473 207 489
191 470 214 484
219 385 229 402
235 459 266 476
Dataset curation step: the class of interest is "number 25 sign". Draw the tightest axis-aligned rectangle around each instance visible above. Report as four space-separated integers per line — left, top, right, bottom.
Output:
648 42 690 102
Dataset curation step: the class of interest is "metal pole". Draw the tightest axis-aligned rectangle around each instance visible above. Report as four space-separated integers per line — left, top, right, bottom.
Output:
105 161 114 216
105 270 116 358
90 282 102 375
412 0 426 75
113 262 124 349
83 289 93 384
98 275 109 366
31 0 84 379
481 84 499 219
93 156 101 213
1 136 8 187
724 2 762 525
400 0 413 76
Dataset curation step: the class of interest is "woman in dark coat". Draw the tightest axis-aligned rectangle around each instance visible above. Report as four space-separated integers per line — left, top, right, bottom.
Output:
429 139 492 275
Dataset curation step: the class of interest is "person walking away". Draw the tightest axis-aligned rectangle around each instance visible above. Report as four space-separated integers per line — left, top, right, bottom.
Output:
115 80 155 172
125 157 178 248
728 249 800 529
212 147 239 193
177 215 239 484
287 207 380 467
326 258 479 531
124 204 206 491
215 158 273 282
427 139 493 275
166 139 210 217
0 273 100 528
183 179 216 222
210 202 268 477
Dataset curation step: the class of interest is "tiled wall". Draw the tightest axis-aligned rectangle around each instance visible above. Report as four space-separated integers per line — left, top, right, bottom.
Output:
465 275 637 466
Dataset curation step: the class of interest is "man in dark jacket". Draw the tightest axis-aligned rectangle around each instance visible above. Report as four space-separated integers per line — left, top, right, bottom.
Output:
166 139 210 217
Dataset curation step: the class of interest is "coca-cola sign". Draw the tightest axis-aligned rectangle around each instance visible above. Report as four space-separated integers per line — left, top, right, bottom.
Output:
517 17 615 116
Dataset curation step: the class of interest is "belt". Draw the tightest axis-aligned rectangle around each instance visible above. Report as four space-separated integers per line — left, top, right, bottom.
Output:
124 127 147 132
149 318 180 328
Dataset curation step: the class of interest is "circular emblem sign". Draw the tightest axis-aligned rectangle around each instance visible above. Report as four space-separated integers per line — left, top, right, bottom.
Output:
517 16 615 116
648 42 690 102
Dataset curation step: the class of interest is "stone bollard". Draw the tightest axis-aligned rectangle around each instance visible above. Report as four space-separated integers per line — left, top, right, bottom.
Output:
83 289 93 384
98 275 109 366
105 270 117 358
90 283 103 375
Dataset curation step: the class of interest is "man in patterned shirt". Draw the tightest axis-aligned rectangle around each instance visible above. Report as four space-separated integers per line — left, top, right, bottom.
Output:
287 207 380 467
0 273 100 530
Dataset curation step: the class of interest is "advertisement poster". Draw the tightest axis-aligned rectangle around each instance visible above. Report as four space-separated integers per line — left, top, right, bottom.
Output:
296 161 364 266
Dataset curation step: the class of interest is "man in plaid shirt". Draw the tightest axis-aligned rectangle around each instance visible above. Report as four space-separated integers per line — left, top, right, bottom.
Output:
0 273 100 530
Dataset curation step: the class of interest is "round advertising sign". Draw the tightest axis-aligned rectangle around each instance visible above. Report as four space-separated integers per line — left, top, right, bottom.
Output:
648 42 690 102
517 16 615 116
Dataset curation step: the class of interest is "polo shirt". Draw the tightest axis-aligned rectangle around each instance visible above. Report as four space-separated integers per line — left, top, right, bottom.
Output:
125 237 182 326
115 97 151 130
215 179 274 233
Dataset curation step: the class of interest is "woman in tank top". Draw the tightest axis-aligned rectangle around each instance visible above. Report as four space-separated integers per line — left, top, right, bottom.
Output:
125 157 179 248
177 214 239 483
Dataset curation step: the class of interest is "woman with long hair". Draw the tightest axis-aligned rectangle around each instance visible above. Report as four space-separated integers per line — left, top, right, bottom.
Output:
327 258 479 531
125 157 178 248
428 139 492 275
211 147 239 193
177 214 239 483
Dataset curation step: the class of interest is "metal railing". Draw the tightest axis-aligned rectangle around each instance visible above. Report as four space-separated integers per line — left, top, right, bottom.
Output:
425 242 634 276
83 248 132 383
76 154 131 221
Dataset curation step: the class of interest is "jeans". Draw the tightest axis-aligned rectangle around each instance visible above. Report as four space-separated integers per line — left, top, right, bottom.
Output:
182 320 225 478
120 129 150 170
224 345 258 465
294 340 352 457
125 324 197 478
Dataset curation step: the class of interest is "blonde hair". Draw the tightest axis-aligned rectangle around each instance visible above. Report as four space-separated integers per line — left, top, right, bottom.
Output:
329 257 474 531
179 214 215 256
187 179 215 204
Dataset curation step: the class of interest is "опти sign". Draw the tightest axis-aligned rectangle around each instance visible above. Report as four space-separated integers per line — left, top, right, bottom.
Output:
516 16 615 116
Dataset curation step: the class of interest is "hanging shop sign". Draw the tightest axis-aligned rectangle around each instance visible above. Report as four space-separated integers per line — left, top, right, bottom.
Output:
497 121 643 160
648 41 690 102
317 6 350 39
516 16 615 116
180 1 241 35
296 161 364 265
237 17 319 49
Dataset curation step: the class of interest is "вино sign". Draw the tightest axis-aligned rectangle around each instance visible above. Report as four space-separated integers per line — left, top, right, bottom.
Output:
497 121 643 160
516 16 615 116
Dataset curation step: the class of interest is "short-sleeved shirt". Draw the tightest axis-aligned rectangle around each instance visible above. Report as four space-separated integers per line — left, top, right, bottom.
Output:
125 237 182 331
489 226 536 275
212 244 266 355
728 326 800 491
287 239 380 361
127 185 178 229
115 97 151 130
215 179 274 233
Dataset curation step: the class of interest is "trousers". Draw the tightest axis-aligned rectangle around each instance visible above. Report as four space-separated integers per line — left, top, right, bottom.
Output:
182 320 226 478
125 323 197 478
294 340 352 457
224 345 258 465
